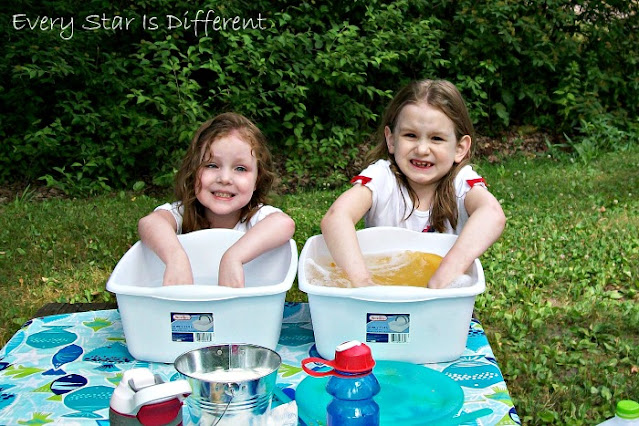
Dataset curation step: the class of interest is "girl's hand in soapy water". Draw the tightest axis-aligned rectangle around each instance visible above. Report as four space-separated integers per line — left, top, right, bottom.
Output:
447 275 473 288
321 184 376 288
347 273 376 288
162 251 194 286
138 209 195 286
428 186 505 289
217 212 295 288
217 251 245 288
427 256 468 289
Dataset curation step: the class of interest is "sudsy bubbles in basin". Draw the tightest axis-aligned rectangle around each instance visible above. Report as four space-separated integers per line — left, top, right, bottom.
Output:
306 251 442 288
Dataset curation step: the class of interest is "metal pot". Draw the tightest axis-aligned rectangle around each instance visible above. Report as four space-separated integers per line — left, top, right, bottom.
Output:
174 344 281 426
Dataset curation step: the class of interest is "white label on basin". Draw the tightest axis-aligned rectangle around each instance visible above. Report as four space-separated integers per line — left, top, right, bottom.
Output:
170 312 214 342
365 313 410 344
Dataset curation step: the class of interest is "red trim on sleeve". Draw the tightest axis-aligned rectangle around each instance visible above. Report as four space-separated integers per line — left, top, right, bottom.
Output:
351 175 372 185
466 178 487 188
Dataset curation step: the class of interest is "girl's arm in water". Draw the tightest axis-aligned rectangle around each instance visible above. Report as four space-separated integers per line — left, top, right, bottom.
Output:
428 186 506 289
138 210 194 286
218 212 296 288
321 184 376 287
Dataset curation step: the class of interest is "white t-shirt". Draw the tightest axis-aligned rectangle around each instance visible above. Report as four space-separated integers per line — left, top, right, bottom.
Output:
351 160 487 234
154 202 282 234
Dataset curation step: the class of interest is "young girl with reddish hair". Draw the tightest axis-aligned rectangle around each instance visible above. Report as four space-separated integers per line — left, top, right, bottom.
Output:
139 112 295 287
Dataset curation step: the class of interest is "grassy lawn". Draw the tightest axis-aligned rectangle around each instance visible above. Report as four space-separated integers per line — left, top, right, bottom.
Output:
1 147 637 424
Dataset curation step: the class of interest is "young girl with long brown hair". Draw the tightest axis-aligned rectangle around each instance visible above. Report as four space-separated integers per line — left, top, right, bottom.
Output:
321 79 505 288
138 112 295 287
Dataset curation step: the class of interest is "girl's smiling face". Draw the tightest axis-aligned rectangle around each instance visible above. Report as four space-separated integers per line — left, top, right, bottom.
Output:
196 132 258 228
385 102 470 199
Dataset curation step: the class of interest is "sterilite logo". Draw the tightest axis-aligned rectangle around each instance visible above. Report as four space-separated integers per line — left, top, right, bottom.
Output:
368 315 387 321
172 314 191 321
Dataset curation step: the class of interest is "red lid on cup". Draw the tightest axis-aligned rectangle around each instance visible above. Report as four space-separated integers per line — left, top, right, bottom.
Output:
302 340 375 377
333 341 375 373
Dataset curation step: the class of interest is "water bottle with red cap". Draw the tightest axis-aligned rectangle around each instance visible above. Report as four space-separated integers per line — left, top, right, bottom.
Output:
302 340 380 426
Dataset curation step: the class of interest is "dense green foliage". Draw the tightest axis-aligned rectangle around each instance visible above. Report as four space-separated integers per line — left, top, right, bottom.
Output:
1 148 638 424
2 0 638 194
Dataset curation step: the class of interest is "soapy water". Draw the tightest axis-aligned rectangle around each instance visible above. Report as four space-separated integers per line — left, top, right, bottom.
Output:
186 367 274 382
306 251 443 288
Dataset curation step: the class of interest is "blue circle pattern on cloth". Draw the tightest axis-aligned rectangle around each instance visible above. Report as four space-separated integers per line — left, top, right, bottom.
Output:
0 305 520 425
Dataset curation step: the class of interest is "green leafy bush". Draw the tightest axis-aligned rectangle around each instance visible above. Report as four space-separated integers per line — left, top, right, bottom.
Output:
1 0 637 193
431 0 638 131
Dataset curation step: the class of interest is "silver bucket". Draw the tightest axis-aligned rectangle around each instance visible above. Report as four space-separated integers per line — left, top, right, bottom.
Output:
174 344 281 426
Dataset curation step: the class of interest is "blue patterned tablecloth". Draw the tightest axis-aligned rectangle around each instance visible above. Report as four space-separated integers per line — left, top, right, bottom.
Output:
0 303 519 425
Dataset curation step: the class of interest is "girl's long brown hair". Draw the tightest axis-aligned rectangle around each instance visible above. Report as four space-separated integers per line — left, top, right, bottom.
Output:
367 80 475 232
174 112 275 233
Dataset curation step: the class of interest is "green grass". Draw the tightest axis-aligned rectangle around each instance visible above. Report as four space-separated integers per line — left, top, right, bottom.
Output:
1 148 638 425
474 150 639 424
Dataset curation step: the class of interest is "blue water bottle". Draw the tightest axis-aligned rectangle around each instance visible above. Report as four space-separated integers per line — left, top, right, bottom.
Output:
302 340 380 426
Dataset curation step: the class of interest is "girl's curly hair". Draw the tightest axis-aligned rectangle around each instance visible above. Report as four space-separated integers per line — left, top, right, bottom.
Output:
174 112 275 233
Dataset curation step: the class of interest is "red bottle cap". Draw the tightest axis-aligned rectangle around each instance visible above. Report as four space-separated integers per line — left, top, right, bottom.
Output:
302 340 375 377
